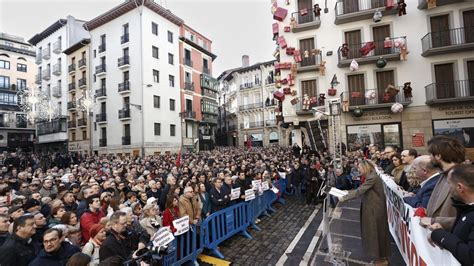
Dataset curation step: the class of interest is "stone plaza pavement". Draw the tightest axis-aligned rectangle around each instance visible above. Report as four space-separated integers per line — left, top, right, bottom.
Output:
211 195 404 266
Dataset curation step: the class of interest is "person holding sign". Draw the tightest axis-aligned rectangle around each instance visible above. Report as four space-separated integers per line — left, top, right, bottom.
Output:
338 160 390 265
162 195 180 233
210 178 229 213
235 171 252 201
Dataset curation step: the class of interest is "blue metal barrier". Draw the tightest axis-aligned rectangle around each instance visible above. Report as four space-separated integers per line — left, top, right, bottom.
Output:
247 190 277 230
200 202 253 259
264 189 277 213
162 225 201 266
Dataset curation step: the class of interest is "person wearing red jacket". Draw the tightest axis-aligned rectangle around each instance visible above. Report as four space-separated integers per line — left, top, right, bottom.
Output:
162 195 180 233
80 195 105 243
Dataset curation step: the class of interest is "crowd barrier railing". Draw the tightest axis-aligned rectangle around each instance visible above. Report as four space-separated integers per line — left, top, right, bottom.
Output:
377 168 461 266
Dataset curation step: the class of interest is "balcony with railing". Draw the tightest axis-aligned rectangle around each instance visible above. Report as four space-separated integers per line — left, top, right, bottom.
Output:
118 108 131 120
343 86 412 110
334 0 398 25
240 82 254 90
37 118 67 136
78 58 86 69
96 113 107 123
121 34 129 44
68 63 76 73
53 41 61 54
265 76 274 85
52 63 61 75
99 138 107 147
202 113 218 124
35 53 42 64
421 27 474 57
180 110 196 119
52 86 61 98
291 8 321 33
184 58 193 67
184 81 194 92
68 120 76 128
42 69 51 80
337 36 407 67
95 64 106 76
240 121 264 129
298 50 323 73
98 43 106 53
16 120 27 128
239 102 263 111
202 88 218 98
42 47 50 59
95 88 107 99
418 0 465 9
118 81 130 93
68 82 76 92
78 118 87 127
35 74 41 84
67 101 76 110
201 74 218 91
118 56 130 68
78 78 87 88
122 136 131 145
425 80 474 105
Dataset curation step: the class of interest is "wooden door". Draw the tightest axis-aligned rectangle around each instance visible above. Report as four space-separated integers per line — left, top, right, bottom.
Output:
430 15 450 48
348 74 365 106
463 10 474 43
301 79 317 103
299 38 315 67
434 63 455 99
342 0 358 14
373 25 391 56
467 60 474 96
297 0 314 24
344 30 362 59
376 70 395 103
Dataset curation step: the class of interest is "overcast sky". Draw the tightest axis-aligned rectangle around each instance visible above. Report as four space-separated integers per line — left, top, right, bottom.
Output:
0 0 275 77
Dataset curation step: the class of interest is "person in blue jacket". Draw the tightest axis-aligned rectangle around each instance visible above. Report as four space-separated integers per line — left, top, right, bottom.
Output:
29 228 80 266
403 155 441 208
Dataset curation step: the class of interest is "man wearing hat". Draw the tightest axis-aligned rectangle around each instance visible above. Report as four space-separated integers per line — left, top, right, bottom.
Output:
24 198 42 213
8 205 24 221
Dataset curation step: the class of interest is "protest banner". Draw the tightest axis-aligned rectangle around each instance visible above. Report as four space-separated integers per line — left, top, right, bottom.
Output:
252 180 262 191
172 215 190 236
245 189 256 201
230 187 241 200
378 169 460 266
152 227 175 247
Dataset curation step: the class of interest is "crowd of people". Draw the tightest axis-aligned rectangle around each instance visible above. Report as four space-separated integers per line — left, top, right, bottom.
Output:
0 134 472 266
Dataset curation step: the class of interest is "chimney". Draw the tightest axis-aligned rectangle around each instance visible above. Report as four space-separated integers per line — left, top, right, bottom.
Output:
242 55 249 67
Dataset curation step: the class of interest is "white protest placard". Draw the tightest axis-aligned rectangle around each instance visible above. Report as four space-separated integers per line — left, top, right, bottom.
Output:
329 187 348 198
172 215 189 236
261 181 270 191
278 172 286 179
152 227 174 247
271 186 279 194
245 189 255 201
252 180 262 191
230 187 241 200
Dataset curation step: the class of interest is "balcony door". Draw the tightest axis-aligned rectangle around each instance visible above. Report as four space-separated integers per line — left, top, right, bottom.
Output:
299 38 315 67
123 97 130 109
373 25 391 56
186 99 192 112
344 30 362 59
342 0 358 14
100 102 106 114
430 15 450 48
348 74 365 106
297 0 313 24
463 10 474 43
124 124 130 138
301 79 317 103
467 60 474 96
376 70 395 103
434 63 455 99
101 127 106 140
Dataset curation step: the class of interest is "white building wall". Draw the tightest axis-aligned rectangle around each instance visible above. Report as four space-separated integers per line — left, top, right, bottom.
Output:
89 7 181 154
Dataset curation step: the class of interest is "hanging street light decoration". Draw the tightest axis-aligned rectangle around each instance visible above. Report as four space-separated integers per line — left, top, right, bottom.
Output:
17 86 48 123
76 89 95 115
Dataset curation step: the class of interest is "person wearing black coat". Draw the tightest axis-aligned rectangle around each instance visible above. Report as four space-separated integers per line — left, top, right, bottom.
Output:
291 163 305 200
209 179 228 213
430 165 474 265
100 211 133 262
234 172 252 201
305 165 320 205
29 229 80 266
0 215 38 266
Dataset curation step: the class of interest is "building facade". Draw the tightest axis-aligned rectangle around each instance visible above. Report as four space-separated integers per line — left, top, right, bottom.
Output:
273 0 474 159
179 24 218 152
0 33 36 152
28 16 89 153
63 39 92 155
84 0 184 156
218 57 290 147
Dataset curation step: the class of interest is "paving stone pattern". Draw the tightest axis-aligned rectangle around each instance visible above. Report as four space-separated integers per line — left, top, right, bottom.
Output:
218 197 318 266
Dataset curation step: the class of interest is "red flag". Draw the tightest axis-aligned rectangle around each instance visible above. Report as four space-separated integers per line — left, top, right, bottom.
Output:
176 149 181 167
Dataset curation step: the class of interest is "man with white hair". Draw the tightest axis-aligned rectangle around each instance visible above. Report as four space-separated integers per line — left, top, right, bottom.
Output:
403 155 441 208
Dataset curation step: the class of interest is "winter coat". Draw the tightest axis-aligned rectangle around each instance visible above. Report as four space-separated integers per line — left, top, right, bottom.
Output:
162 207 179 233
178 195 200 222
99 230 131 262
427 173 457 230
28 241 80 266
209 187 228 213
403 173 440 208
82 239 100 266
80 209 105 243
342 171 390 260
431 200 474 265
140 216 162 236
0 234 37 266
199 192 212 218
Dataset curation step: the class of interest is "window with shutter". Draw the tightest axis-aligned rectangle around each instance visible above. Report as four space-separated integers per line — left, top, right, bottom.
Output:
301 79 317 100
347 74 365 106
463 10 474 43
376 70 395 103
434 63 455 99
373 25 391 56
430 15 451 48
299 38 315 67
344 30 362 59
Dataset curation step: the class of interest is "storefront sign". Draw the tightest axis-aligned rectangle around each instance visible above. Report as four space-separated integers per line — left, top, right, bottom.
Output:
350 110 396 122
436 104 474 117
433 118 474 147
